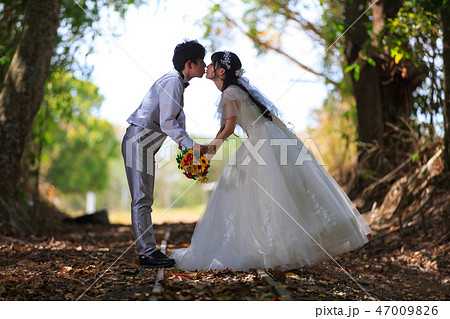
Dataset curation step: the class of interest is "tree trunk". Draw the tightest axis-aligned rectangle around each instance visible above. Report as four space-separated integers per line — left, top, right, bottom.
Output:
351 65 384 147
441 5 450 173
0 0 62 199
344 0 423 176
344 0 384 151
373 0 421 132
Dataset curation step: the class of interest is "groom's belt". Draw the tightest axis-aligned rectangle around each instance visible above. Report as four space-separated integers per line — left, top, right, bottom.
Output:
129 121 162 133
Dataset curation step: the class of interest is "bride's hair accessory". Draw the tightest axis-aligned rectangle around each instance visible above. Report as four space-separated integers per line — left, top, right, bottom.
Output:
221 51 232 70
235 68 245 77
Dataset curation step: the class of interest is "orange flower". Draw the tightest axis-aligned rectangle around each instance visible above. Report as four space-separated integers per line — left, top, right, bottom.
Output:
190 167 199 176
180 158 189 169
198 176 209 183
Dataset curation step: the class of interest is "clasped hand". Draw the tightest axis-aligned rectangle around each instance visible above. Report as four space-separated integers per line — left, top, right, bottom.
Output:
193 144 216 156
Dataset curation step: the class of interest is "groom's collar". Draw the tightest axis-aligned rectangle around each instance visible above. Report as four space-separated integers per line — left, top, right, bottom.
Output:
178 71 190 88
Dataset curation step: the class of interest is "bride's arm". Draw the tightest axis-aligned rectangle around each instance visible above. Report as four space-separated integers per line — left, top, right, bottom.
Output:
205 94 240 160
206 116 237 159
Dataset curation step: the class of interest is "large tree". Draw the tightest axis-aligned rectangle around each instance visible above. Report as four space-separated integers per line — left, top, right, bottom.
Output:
344 0 426 172
0 0 144 232
0 0 62 200
441 3 450 172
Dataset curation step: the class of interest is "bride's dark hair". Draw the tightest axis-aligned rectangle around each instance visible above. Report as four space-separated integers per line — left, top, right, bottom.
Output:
211 51 272 121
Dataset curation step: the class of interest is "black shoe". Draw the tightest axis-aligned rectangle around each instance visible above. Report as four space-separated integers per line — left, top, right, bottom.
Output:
139 250 175 268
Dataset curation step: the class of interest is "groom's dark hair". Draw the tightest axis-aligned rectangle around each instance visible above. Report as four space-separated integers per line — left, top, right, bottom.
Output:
173 40 206 72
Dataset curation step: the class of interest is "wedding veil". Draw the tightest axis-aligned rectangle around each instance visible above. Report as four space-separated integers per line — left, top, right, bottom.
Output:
237 77 295 133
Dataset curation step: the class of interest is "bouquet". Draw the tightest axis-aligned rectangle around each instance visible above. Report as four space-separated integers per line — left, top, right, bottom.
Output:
176 148 210 183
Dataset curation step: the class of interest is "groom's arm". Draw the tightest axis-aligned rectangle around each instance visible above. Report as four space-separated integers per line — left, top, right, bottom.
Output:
159 79 195 149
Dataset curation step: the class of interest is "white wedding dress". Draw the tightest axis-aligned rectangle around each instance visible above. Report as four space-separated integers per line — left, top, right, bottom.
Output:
170 85 371 271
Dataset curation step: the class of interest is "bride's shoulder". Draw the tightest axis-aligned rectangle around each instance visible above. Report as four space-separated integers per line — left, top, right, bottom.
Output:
223 85 248 100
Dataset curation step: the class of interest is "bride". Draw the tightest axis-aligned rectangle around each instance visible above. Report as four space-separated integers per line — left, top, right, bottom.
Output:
170 51 371 271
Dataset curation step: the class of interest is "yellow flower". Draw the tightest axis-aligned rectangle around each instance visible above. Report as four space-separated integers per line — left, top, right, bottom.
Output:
200 157 208 167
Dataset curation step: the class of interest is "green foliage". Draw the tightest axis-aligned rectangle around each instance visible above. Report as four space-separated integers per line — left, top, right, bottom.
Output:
32 69 102 161
31 70 119 194
46 116 119 193
0 0 26 85
343 63 362 81
316 0 446 136
55 0 145 75
381 0 444 119
0 0 146 84
203 0 301 54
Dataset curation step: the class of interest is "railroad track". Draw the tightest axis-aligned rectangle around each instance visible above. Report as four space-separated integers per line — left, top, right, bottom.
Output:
149 227 171 301
256 269 294 300
148 225 295 301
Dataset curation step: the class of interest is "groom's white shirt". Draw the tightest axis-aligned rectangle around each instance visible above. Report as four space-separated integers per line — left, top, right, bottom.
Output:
127 69 195 149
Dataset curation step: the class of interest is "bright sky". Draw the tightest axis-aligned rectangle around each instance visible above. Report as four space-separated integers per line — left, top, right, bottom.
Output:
86 0 328 138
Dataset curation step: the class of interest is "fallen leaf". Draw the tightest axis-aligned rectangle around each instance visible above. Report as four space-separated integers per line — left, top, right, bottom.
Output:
62 266 72 273
286 272 302 280
64 293 75 300
18 259 37 267
217 295 233 301
261 292 276 299
305 285 321 292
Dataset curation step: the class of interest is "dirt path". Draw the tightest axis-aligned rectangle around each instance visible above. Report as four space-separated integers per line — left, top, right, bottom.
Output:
0 221 448 301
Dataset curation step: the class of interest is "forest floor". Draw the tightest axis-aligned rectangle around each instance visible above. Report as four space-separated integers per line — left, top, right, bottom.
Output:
0 215 448 301
1 144 449 301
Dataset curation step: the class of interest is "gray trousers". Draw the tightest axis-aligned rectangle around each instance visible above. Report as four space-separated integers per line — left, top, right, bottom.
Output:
121 124 167 257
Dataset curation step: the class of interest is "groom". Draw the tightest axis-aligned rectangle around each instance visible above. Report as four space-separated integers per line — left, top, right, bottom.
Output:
121 40 207 268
